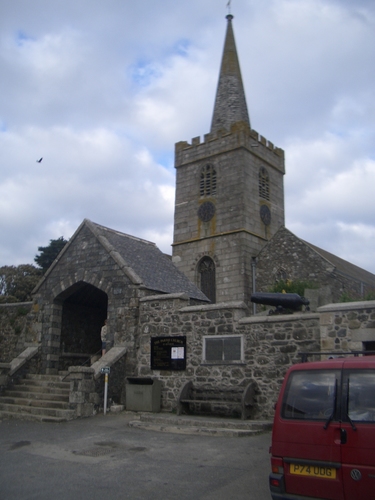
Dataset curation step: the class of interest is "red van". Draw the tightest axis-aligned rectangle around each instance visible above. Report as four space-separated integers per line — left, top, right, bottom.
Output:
269 356 375 499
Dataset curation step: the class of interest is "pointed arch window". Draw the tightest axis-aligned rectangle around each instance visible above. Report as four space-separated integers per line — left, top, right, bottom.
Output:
200 164 217 197
198 257 216 303
259 167 270 200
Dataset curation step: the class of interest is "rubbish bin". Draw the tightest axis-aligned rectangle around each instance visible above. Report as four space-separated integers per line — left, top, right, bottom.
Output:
126 378 161 412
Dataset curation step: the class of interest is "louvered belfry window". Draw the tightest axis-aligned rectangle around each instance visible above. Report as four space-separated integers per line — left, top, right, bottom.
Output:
198 256 216 303
200 164 217 197
259 167 270 200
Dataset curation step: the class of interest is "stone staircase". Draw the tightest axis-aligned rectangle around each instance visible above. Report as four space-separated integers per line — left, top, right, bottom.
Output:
0 373 75 422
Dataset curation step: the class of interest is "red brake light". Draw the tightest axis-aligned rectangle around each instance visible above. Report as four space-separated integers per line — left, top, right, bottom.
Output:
270 477 281 487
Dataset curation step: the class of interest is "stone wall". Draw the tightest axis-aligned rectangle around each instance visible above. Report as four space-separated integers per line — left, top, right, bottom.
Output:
173 122 285 310
32 223 150 374
319 300 375 354
237 313 320 418
3 292 374 421
255 226 371 304
134 293 320 419
0 302 35 362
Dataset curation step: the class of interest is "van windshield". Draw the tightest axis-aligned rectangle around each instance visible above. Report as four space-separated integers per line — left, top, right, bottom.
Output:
282 370 339 421
347 370 375 422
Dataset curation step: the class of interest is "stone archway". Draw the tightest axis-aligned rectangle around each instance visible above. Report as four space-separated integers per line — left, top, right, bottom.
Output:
55 282 108 371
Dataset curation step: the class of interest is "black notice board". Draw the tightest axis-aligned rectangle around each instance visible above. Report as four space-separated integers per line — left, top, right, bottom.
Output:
151 336 186 371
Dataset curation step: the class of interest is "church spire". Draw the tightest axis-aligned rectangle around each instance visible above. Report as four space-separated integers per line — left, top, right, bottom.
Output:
210 14 250 135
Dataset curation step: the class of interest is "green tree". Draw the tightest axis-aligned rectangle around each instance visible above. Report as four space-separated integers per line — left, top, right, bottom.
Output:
0 264 42 302
34 236 68 272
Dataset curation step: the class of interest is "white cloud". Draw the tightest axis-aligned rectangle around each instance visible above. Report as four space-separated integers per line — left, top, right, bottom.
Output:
0 0 374 278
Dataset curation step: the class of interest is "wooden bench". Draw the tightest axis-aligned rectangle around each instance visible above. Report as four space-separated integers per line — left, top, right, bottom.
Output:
177 381 257 420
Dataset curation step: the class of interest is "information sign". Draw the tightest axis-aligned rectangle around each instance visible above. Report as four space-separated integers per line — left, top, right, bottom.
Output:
151 336 186 370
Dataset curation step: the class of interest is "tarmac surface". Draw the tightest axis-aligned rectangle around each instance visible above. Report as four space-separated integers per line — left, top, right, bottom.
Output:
0 411 272 500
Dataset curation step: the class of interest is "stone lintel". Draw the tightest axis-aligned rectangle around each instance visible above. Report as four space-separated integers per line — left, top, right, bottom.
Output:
350 328 375 342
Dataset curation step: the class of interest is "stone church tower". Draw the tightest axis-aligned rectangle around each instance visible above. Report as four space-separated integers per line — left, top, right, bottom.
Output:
172 15 285 306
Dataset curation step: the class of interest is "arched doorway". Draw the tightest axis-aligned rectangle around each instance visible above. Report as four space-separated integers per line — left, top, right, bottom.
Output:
56 282 108 369
198 256 216 303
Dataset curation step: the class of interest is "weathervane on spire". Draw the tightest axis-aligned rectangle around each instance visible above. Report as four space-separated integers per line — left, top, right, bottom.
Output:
226 0 232 15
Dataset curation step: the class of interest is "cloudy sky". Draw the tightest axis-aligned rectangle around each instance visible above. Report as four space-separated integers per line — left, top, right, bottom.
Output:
1 0 374 275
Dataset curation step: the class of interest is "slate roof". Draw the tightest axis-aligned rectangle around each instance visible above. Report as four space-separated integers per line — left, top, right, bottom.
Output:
303 239 375 288
87 220 209 302
263 226 375 289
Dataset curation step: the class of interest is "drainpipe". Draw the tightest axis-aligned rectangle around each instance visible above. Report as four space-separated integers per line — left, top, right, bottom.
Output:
251 257 257 315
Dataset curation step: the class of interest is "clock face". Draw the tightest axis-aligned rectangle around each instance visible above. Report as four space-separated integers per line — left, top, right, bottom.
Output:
260 205 271 226
198 201 216 222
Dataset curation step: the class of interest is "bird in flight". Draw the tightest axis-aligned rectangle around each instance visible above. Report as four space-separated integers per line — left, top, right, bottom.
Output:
36 157 43 163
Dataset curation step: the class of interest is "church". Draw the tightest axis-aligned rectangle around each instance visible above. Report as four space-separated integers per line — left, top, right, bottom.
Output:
21 15 375 418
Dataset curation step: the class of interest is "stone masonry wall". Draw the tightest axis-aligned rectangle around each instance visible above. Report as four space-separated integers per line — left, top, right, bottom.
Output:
135 293 320 420
32 223 147 374
319 300 375 354
0 302 35 362
255 226 369 304
173 122 285 310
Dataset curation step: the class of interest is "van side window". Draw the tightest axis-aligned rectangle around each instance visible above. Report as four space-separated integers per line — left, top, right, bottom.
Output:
347 370 375 422
282 370 339 421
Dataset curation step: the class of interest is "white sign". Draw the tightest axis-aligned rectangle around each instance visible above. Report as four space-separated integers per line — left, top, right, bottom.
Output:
171 347 184 360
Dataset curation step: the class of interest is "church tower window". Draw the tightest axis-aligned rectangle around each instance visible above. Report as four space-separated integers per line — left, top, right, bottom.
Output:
198 257 216 303
200 165 217 197
259 167 270 200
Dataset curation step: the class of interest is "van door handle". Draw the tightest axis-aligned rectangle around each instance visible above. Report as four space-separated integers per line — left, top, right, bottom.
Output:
340 428 347 444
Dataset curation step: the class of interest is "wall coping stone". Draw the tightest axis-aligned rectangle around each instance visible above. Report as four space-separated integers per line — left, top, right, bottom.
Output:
0 301 32 309
140 293 189 303
9 346 39 376
239 312 319 325
180 301 248 313
91 346 127 380
318 301 375 313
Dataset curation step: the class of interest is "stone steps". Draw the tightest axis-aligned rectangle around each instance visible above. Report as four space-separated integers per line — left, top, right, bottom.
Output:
0 410 73 423
11 384 70 396
0 396 70 409
18 376 71 390
4 390 69 402
0 373 74 422
128 413 273 437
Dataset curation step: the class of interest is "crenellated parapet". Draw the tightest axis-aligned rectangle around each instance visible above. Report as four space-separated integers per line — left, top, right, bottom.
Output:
175 121 285 173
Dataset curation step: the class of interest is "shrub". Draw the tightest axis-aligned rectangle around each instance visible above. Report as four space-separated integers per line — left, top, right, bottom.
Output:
270 279 318 297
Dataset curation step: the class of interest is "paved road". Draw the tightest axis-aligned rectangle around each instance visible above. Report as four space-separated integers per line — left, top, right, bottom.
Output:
0 413 272 500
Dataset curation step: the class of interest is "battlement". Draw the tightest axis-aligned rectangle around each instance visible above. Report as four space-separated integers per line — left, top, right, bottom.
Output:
175 122 285 172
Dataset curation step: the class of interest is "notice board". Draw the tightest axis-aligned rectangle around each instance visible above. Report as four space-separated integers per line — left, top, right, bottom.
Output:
151 336 186 371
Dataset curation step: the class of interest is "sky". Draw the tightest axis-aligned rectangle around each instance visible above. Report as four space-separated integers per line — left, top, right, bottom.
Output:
1 0 374 275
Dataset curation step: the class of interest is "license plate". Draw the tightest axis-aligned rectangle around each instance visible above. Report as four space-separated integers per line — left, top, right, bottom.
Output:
290 463 336 479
